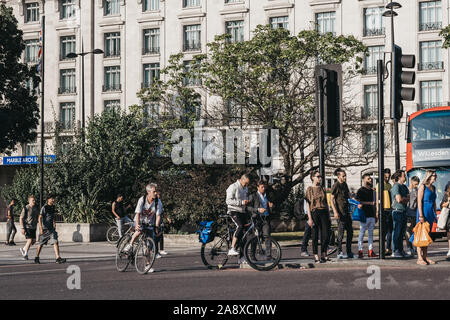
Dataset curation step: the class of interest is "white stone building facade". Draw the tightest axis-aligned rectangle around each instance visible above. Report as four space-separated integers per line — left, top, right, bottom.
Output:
1 0 450 197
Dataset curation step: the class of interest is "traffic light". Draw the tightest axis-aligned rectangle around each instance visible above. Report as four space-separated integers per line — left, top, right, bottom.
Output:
316 64 342 138
392 45 415 120
323 69 340 137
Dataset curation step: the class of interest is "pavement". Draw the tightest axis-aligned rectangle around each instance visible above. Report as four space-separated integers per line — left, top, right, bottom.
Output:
2 237 450 269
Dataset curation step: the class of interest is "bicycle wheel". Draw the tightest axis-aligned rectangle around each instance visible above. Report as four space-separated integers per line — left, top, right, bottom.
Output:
107 226 120 244
244 236 282 271
200 235 230 270
116 234 132 272
135 236 157 275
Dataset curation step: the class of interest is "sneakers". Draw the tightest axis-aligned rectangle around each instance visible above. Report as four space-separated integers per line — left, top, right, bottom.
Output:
56 257 66 264
385 249 393 256
227 248 239 256
337 252 348 259
155 253 162 259
9 241 16 246
20 248 28 260
368 250 378 258
358 250 364 259
123 244 132 253
447 250 450 258
159 250 168 256
34 257 40 264
347 252 355 259
144 265 155 274
300 250 310 257
393 251 404 258
238 257 248 265
327 246 338 256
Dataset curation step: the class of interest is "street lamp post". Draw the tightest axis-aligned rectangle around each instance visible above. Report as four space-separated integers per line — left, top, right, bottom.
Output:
66 47 103 131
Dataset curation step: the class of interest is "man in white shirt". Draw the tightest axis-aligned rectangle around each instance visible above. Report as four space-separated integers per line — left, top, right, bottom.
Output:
125 183 162 273
226 174 250 257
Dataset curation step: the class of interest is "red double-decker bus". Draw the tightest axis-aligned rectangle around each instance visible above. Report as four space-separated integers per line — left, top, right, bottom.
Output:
406 106 450 238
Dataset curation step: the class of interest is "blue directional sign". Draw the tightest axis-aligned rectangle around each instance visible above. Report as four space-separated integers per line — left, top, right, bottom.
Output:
2 155 56 166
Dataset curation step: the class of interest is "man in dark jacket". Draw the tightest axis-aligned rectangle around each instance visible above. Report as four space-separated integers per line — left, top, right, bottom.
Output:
247 180 273 258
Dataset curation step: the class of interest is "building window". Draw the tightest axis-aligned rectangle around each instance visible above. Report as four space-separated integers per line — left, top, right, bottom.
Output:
364 46 384 75
419 40 443 70
363 125 378 153
60 137 74 154
183 0 200 7
363 85 378 119
270 16 288 30
363 7 385 37
420 80 442 110
60 36 76 60
143 28 160 54
60 0 76 20
419 1 442 31
104 0 120 16
59 69 76 94
316 12 335 35
24 39 40 63
60 102 76 130
143 0 159 11
145 103 160 121
104 66 121 91
25 142 38 156
104 100 121 111
104 32 120 57
183 60 201 86
183 25 201 51
225 100 242 125
225 20 244 43
25 3 40 23
143 63 160 88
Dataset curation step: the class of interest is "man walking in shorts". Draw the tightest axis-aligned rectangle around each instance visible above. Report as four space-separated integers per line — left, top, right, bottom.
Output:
19 195 40 260
34 195 66 264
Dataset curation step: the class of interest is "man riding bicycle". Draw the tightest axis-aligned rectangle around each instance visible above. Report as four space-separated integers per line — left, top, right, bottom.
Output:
124 183 162 273
226 174 250 263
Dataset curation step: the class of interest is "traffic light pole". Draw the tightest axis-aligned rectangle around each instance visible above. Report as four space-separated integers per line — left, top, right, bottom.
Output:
377 60 385 260
317 70 326 184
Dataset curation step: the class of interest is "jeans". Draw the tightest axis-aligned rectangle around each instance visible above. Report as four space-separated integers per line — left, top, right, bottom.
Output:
382 211 393 251
311 209 330 255
143 226 159 255
392 210 407 254
116 216 133 238
6 219 16 242
358 217 376 251
301 222 312 252
336 214 353 254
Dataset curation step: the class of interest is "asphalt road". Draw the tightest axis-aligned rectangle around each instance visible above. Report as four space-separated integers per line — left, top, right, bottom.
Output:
2 244 450 300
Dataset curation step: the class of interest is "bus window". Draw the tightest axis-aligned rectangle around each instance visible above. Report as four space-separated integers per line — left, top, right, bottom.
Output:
410 111 450 142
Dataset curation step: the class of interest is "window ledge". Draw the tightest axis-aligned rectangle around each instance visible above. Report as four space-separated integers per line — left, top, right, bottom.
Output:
417 68 445 74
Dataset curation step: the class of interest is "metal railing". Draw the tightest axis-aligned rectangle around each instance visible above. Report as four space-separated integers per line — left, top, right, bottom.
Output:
417 102 444 110
142 46 160 55
102 84 121 92
361 107 378 120
58 87 77 94
419 21 442 31
183 42 201 52
364 27 385 37
418 61 444 71
363 66 378 75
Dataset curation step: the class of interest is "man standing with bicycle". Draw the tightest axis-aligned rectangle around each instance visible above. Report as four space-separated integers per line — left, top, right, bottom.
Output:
124 183 162 273
247 180 274 259
226 174 250 263
112 194 133 238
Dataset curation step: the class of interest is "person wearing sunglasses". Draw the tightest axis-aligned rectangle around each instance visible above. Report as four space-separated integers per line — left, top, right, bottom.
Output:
305 170 331 263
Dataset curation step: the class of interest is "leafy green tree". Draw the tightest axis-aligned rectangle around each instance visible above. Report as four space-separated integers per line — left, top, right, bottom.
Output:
0 4 40 154
138 25 372 216
440 25 450 48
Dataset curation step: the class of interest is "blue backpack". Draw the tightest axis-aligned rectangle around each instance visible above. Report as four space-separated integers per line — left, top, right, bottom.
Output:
348 198 366 223
197 221 216 244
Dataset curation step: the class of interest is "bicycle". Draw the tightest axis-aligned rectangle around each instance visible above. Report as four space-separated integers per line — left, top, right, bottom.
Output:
115 225 157 274
107 219 134 244
200 214 282 271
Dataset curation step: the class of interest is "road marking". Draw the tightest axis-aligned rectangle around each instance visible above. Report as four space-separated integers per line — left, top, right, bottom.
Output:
0 268 68 277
